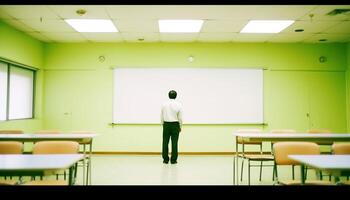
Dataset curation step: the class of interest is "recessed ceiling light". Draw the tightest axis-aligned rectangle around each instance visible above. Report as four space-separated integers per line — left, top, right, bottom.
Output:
240 20 294 33
65 19 118 32
158 20 203 33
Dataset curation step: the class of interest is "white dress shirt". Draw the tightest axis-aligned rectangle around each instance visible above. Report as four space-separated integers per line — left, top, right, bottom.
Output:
161 99 183 127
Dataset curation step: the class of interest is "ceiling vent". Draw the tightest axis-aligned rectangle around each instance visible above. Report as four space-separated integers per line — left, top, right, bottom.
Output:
326 9 350 16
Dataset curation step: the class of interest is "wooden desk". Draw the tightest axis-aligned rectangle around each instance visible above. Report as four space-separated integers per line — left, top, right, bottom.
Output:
232 132 350 185
0 154 84 185
289 155 350 185
0 133 97 185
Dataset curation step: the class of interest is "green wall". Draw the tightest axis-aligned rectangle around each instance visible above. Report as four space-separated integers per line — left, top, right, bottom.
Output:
0 20 44 133
43 42 348 152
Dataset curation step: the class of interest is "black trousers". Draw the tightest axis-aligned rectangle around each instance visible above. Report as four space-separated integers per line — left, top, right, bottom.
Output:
162 122 180 163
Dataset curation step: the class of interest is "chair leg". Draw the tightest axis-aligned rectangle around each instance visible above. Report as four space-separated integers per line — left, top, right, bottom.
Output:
56 174 59 180
292 165 295 180
248 160 251 185
259 161 262 181
240 159 244 182
304 167 308 180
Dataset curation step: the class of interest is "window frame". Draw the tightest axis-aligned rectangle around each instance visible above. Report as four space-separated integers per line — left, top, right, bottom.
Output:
0 58 36 121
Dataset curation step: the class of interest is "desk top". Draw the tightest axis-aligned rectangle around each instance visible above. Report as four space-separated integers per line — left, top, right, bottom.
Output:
0 154 84 171
0 133 97 140
288 155 350 170
232 132 350 139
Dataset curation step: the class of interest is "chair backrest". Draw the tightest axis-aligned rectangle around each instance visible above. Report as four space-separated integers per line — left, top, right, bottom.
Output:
236 129 262 144
35 130 60 134
332 143 350 154
307 129 331 133
0 141 23 154
273 142 320 165
32 141 79 154
0 130 23 134
271 129 296 133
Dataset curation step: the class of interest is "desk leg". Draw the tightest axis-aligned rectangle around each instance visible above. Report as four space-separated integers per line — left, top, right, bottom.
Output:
300 164 305 185
235 136 239 185
233 141 235 185
69 166 74 186
88 141 92 185
83 144 86 185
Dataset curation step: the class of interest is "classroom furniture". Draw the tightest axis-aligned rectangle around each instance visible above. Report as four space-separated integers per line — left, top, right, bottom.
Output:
270 129 297 180
0 154 83 185
70 131 94 185
0 130 23 134
307 129 333 146
232 132 350 185
0 133 97 185
273 142 332 185
288 155 350 185
236 129 274 185
332 143 350 182
34 130 61 134
332 143 350 154
0 141 23 154
27 141 79 185
0 141 24 185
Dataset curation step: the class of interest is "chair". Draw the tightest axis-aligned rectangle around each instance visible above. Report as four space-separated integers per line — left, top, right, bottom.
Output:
236 129 274 185
272 141 333 185
0 142 23 154
332 143 350 182
0 141 24 184
0 130 23 134
70 131 93 184
24 141 79 186
270 129 297 179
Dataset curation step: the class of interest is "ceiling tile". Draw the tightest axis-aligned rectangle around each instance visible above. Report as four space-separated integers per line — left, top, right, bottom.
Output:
232 33 275 42
26 32 52 42
47 5 110 19
323 21 350 33
0 5 60 20
160 33 198 42
197 33 234 42
113 19 158 33
81 33 124 42
121 32 160 42
42 32 88 42
201 20 248 33
298 5 350 21
2 19 35 32
267 33 314 43
18 19 76 32
282 20 341 33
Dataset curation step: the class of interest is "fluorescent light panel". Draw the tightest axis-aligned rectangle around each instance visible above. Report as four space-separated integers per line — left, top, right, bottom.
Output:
240 20 294 33
65 19 118 32
159 20 203 33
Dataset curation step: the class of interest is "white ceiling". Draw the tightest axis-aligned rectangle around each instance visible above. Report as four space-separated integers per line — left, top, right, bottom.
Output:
0 5 349 43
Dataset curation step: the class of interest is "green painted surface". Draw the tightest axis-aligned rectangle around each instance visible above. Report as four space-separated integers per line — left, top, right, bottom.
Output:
42 42 348 152
0 21 44 141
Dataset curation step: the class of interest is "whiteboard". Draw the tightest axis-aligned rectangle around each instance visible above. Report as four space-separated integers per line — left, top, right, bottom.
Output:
113 68 263 124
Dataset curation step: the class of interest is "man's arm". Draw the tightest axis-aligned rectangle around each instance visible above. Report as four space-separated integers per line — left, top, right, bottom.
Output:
160 107 164 125
177 108 183 132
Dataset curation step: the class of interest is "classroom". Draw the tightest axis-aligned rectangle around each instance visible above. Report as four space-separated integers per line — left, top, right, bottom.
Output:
0 4 350 186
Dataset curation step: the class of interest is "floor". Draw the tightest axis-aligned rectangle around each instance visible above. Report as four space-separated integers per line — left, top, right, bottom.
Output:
0 155 331 185
76 155 321 185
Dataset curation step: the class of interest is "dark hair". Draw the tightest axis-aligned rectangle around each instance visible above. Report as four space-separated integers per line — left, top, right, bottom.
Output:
168 90 177 99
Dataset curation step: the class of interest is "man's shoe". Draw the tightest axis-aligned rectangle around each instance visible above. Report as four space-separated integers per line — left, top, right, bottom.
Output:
163 161 169 164
170 161 177 164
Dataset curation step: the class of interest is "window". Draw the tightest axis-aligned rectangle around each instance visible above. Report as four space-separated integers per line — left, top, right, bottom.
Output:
0 60 35 121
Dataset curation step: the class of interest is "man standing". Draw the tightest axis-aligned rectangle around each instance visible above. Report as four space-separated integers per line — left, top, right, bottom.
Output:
161 90 183 164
